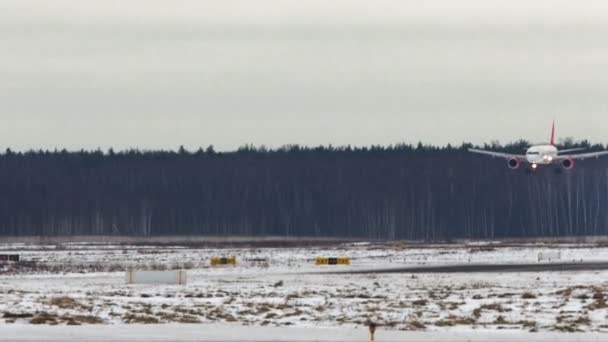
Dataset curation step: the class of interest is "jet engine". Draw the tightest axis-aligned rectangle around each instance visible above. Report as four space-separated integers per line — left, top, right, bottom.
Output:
562 158 575 170
507 158 520 169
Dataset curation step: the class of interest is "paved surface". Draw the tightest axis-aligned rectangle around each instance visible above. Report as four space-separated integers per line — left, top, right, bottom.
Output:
0 324 604 342
327 262 608 274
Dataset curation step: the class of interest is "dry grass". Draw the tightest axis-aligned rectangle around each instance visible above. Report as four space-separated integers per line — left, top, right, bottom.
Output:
123 313 160 324
520 320 537 328
588 287 608 310
554 313 591 332
573 316 591 325
556 286 588 297
3 312 33 319
497 293 516 298
435 315 476 326
206 307 237 322
30 312 58 325
177 314 201 323
61 315 103 325
48 296 88 310
553 324 583 333
521 292 537 299
494 315 508 324
264 312 278 319
156 311 201 323
412 299 428 306
469 246 496 253
444 302 462 310
406 320 426 330
473 303 510 319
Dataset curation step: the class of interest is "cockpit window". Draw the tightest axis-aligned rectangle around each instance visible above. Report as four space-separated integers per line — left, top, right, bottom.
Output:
527 151 540 155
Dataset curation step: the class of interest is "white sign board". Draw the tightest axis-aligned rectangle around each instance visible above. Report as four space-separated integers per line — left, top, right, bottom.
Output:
126 270 187 285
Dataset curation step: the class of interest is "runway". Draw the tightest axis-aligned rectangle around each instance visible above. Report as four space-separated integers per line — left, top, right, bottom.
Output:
327 261 608 274
0 324 603 342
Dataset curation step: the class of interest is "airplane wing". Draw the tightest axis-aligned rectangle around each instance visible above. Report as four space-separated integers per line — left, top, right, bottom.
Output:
556 150 608 160
558 147 587 154
468 148 526 160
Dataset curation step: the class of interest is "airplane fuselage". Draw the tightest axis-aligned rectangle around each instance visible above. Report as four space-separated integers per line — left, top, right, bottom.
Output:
525 144 558 165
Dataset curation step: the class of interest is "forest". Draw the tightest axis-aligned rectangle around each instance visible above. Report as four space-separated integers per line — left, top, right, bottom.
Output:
0 140 607 240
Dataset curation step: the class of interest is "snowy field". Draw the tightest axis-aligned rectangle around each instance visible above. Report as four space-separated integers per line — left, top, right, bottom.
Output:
0 241 608 340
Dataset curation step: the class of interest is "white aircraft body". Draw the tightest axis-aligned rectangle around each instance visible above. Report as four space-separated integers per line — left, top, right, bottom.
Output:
468 122 608 171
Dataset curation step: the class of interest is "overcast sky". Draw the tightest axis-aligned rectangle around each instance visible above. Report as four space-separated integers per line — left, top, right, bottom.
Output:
2 0 608 151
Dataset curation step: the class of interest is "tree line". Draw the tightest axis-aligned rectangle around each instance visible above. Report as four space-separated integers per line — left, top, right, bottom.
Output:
0 140 607 240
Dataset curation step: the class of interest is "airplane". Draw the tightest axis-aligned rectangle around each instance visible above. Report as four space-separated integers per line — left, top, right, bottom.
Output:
468 122 608 171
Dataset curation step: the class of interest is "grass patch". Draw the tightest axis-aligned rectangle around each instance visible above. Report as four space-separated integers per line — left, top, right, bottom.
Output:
177 315 200 323
518 320 537 329
497 293 516 298
3 312 33 319
412 299 428 306
61 315 103 325
473 303 511 319
435 315 476 326
123 313 160 324
407 320 426 330
264 312 278 319
206 307 237 322
588 287 608 310
573 316 591 325
30 312 58 325
48 296 88 310
553 324 582 333
494 316 508 324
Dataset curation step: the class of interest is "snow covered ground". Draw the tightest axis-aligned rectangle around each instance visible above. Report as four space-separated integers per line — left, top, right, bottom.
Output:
0 241 607 338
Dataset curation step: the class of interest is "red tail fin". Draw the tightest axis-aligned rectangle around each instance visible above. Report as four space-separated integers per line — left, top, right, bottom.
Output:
550 121 555 145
